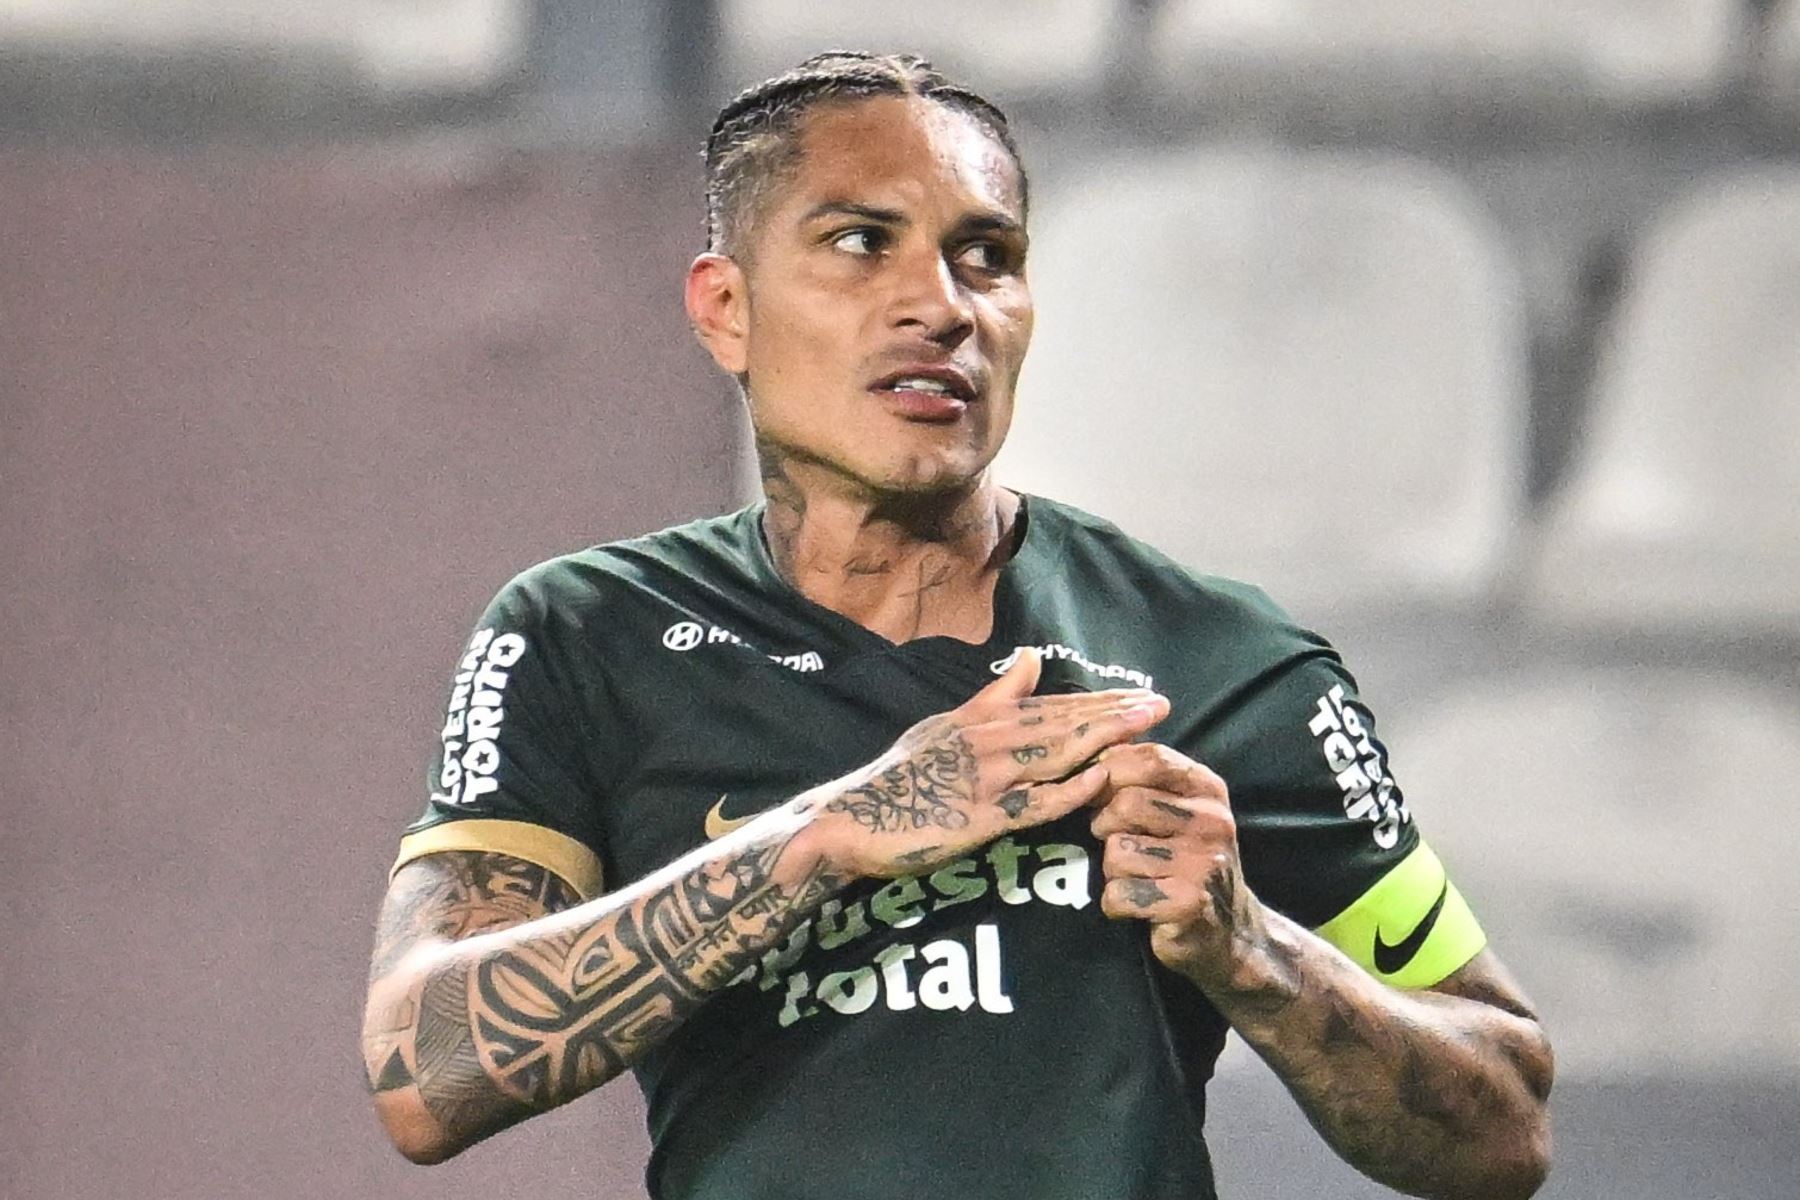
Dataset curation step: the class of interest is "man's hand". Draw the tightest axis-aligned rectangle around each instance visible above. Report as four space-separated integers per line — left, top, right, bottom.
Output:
1091 742 1553 1199
1090 742 1267 988
808 649 1170 880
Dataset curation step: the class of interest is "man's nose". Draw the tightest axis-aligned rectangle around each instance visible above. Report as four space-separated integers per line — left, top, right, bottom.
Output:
890 247 975 348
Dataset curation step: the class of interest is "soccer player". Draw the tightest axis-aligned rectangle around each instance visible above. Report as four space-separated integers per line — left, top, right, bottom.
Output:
361 51 1553 1200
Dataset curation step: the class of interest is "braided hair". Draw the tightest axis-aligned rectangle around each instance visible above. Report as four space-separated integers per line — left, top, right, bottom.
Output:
702 50 1028 258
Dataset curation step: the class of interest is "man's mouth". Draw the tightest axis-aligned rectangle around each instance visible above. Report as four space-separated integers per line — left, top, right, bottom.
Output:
870 366 979 419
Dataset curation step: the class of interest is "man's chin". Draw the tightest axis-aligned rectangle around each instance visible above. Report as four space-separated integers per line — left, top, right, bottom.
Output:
864 451 992 498
755 430 996 503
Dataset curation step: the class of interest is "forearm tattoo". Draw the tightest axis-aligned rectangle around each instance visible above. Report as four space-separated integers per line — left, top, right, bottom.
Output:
363 841 841 1149
1217 931 1553 1197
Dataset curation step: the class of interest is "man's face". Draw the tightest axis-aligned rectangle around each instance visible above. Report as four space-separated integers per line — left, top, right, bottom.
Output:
715 95 1033 498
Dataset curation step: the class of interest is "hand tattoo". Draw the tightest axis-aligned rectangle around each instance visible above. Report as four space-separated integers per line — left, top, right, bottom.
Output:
1150 798 1191 822
1205 870 1238 932
1122 878 1169 908
827 727 978 833
1120 835 1173 862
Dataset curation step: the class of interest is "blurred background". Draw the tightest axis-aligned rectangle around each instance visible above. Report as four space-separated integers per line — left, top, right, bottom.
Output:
3 2 1796 1198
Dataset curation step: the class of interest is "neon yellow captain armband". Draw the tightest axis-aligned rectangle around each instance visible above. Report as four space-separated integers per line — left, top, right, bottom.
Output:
1311 841 1487 990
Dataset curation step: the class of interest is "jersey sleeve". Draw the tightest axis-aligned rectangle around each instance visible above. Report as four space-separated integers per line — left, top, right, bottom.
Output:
1202 653 1486 990
392 569 611 900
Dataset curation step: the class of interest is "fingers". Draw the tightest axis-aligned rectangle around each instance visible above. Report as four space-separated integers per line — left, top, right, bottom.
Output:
1052 697 1171 770
988 762 1111 831
1100 874 1202 923
1097 741 1226 798
970 646 1042 706
1089 785 1221 840
962 688 1167 786
1000 692 1170 780
1100 831 1179 879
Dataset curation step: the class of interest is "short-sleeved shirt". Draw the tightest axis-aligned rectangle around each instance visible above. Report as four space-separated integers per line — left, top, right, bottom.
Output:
394 496 1486 1200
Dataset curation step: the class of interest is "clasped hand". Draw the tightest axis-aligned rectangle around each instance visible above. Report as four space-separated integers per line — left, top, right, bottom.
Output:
812 650 1265 986
1090 742 1267 986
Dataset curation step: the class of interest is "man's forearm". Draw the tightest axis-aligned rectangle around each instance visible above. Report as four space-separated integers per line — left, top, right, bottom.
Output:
1205 914 1553 1200
363 808 846 1163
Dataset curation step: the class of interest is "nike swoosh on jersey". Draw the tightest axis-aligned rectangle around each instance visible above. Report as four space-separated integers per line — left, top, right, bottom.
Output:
1372 880 1450 975
704 795 758 841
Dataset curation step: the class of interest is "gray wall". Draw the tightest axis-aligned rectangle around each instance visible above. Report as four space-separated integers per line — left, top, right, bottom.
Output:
1 144 730 1199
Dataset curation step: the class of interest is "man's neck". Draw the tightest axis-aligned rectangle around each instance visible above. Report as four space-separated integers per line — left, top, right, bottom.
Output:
760 453 1019 645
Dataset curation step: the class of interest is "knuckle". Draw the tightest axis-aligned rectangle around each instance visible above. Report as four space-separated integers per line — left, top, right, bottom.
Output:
1101 740 1149 766
1101 836 1128 874
1117 789 1155 825
1191 765 1229 801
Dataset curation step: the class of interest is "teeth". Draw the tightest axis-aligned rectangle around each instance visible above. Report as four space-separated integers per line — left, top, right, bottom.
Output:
891 377 951 394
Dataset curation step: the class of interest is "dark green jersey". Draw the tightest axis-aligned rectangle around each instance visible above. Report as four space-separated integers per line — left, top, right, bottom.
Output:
396 496 1486 1200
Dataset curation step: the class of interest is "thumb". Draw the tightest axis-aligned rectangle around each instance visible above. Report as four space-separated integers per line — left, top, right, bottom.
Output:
970 646 1041 708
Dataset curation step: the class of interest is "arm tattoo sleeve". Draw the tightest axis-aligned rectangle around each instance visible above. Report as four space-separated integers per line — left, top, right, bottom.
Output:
362 831 844 1155
1208 925 1555 1200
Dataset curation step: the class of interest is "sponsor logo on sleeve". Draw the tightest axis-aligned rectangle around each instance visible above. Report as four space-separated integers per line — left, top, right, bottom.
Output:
661 620 824 673
432 627 527 807
1307 684 1411 849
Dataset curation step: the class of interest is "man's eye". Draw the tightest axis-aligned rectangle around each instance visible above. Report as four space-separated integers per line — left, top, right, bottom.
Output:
957 241 1010 273
832 228 885 256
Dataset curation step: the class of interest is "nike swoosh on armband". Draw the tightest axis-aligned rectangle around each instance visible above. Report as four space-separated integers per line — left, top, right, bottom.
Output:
704 795 758 841
1372 880 1450 975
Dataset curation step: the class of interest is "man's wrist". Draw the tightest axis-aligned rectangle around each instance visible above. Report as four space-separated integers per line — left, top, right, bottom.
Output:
1173 902 1297 1002
783 784 864 885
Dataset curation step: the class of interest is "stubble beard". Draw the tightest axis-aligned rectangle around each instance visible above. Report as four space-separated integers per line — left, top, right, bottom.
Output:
756 428 992 515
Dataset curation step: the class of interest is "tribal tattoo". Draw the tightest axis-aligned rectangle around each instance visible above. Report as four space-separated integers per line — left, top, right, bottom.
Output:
363 839 844 1152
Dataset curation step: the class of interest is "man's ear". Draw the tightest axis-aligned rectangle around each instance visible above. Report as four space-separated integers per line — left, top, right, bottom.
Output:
685 253 749 375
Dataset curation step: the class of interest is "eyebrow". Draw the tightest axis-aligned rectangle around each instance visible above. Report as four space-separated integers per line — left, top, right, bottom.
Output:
957 212 1026 239
800 201 1025 239
800 201 907 225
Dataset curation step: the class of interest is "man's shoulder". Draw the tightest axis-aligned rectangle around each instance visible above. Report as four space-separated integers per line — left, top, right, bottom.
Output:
1027 494 1305 644
485 505 765 619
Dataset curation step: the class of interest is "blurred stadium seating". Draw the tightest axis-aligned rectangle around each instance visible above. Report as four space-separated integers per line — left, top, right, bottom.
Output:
1523 168 1800 635
1760 0 1800 113
1391 667 1800 1075
0 0 527 100
998 147 1528 624
1151 0 1745 111
716 0 1119 98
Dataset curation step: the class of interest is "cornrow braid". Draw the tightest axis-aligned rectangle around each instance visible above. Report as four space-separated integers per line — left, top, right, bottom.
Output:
703 50 1028 257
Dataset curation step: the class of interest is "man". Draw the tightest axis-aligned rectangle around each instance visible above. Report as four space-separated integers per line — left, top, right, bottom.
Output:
361 51 1553 1200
